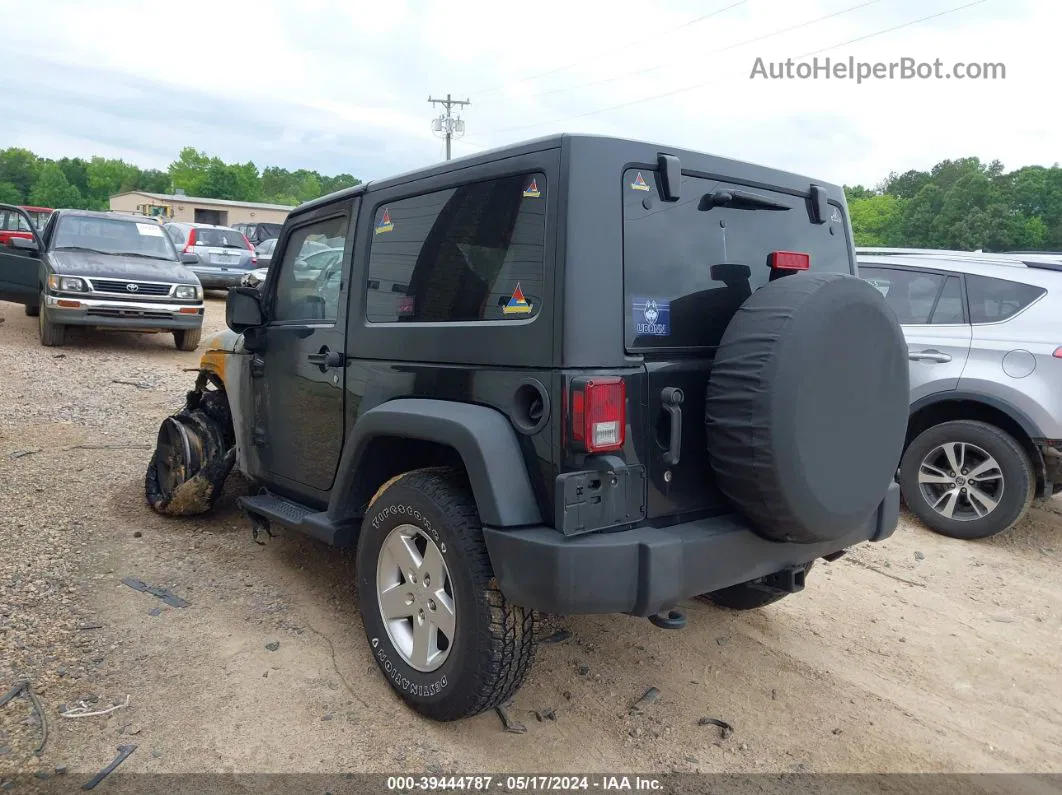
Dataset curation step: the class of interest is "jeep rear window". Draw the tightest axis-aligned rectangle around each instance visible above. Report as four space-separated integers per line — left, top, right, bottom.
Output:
623 169 852 351
194 228 247 248
365 173 546 324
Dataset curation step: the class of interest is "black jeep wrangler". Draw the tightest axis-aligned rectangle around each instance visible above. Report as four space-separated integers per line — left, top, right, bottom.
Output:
145 134 909 722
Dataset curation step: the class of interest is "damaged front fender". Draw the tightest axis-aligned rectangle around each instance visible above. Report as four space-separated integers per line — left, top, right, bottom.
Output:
145 370 237 516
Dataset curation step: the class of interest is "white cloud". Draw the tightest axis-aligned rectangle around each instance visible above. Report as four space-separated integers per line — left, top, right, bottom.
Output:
0 0 1057 185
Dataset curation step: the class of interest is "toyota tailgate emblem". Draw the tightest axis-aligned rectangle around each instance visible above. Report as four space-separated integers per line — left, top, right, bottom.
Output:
126 283 139 292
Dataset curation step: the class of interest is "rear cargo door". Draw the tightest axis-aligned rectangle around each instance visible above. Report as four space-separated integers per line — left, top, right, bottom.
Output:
622 169 853 519
195 227 253 269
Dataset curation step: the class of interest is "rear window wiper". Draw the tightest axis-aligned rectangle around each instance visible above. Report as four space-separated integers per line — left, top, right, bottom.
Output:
699 189 791 212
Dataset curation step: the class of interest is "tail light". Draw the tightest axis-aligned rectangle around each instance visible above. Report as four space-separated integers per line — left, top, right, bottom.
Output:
769 251 810 271
1053 347 1062 359
242 233 257 265
183 227 197 254
569 377 626 453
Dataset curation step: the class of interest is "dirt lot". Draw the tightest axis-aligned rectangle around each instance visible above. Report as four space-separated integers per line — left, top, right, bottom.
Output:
2 296 1062 783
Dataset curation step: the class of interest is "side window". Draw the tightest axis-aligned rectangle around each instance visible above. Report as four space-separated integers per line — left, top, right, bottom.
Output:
966 274 1045 324
861 266 945 325
929 276 964 324
365 172 547 323
272 214 349 323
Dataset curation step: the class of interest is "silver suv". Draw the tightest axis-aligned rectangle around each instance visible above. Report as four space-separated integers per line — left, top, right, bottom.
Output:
857 248 1062 539
164 222 257 289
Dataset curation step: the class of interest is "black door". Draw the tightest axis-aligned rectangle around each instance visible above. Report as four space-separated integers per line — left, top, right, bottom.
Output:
254 203 354 500
0 205 43 305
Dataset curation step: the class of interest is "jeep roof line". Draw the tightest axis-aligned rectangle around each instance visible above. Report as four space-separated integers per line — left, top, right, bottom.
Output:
143 133 910 722
857 249 1062 540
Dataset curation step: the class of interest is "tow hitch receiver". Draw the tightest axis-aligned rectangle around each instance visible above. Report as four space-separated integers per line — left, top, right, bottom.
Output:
648 609 687 630
753 565 808 597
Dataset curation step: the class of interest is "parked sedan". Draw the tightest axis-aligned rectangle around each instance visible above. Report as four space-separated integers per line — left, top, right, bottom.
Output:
164 222 257 290
0 206 205 350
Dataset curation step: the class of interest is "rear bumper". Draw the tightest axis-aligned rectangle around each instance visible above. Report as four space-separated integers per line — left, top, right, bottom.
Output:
44 295 203 330
483 480 900 616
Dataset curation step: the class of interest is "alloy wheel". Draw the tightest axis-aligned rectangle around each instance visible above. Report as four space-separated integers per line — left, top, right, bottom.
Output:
376 523 456 673
917 441 1004 522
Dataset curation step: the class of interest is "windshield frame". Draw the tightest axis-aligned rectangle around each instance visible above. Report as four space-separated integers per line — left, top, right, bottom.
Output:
52 215 180 262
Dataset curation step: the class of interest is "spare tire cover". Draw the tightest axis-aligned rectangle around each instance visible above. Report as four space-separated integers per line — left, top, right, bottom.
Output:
704 272 909 544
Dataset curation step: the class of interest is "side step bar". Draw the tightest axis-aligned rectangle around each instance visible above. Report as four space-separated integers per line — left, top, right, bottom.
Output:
238 493 358 548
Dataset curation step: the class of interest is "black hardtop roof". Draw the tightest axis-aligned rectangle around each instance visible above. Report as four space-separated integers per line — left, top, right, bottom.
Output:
292 133 844 218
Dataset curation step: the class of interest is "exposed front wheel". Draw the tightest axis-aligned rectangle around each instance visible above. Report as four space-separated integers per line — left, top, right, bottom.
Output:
144 387 235 516
24 303 40 317
899 420 1034 540
358 467 537 721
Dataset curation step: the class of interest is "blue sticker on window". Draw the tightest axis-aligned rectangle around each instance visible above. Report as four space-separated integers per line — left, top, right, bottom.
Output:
633 297 670 337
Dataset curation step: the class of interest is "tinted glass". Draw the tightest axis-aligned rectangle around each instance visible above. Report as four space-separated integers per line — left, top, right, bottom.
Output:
860 267 950 325
272 214 348 323
623 170 851 350
53 216 177 260
194 227 247 248
930 276 964 323
365 173 547 323
966 274 1045 324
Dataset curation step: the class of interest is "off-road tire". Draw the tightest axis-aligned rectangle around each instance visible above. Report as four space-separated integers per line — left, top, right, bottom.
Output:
24 303 39 317
696 562 815 610
38 297 66 347
899 420 1034 540
357 467 537 721
174 327 202 351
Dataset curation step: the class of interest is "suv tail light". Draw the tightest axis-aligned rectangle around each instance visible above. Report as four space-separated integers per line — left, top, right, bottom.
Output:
242 234 258 264
769 251 810 271
183 227 197 254
569 377 626 453
1053 347 1062 359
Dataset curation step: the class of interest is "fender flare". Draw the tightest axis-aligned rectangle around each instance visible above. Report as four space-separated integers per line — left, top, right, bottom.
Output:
909 390 1042 441
329 398 543 528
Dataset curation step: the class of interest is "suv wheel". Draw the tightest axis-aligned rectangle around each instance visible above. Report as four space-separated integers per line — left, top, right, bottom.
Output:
24 303 40 317
357 467 537 721
696 562 814 610
899 420 1034 540
38 295 66 347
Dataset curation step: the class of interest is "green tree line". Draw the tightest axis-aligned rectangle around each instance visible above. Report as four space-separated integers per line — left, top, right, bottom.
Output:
845 157 1062 252
0 146 361 211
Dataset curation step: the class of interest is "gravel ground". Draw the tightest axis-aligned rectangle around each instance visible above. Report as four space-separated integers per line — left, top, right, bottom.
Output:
2 296 1062 787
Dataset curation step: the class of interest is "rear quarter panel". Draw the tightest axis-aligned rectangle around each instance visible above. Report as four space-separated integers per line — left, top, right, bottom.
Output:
961 293 1062 438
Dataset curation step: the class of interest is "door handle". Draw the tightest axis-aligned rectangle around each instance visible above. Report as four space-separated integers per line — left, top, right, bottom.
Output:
660 387 684 467
908 349 952 363
307 347 345 371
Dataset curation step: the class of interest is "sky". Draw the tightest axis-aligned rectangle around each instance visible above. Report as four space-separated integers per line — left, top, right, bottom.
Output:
0 0 1056 188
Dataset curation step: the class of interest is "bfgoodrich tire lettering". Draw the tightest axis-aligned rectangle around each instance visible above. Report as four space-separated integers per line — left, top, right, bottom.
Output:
357 467 537 721
899 420 1034 540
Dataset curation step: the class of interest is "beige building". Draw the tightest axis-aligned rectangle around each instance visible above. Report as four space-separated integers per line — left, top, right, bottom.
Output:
109 190 293 227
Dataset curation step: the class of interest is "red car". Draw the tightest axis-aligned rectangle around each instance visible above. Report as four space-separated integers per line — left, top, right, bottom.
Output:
0 205 53 246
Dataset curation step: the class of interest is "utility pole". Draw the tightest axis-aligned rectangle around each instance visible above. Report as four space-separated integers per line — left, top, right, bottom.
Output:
429 93 470 161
